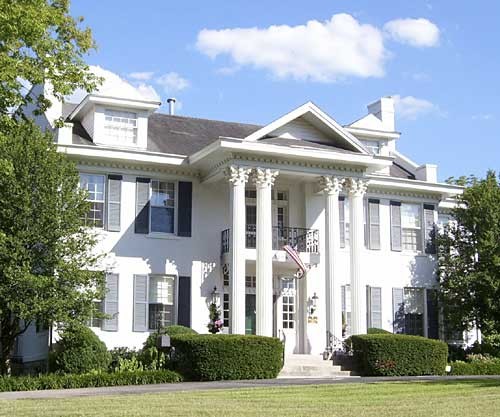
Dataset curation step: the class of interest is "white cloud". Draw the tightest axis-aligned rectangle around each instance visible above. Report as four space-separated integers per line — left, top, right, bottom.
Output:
393 95 438 120
66 65 160 103
156 72 190 94
384 18 440 47
196 13 387 82
128 71 155 81
472 114 493 121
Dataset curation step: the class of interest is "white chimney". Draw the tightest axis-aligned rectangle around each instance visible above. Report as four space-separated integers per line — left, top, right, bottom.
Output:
416 164 438 183
367 96 395 132
167 97 176 115
56 122 73 145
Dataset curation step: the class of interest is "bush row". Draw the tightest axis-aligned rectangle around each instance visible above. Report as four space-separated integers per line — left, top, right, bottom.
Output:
450 359 500 375
350 334 448 376
171 334 284 381
0 370 182 392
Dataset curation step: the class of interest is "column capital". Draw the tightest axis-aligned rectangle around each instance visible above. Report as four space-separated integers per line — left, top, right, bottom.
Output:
345 177 369 197
224 165 251 186
319 176 344 195
253 168 279 188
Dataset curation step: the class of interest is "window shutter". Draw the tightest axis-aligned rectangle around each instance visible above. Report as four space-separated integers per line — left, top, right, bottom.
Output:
135 178 150 234
392 288 405 334
102 273 119 331
424 204 436 254
368 286 382 329
390 201 402 251
133 274 148 332
107 175 122 232
368 199 381 250
177 276 191 327
339 197 346 248
177 181 192 237
426 289 439 339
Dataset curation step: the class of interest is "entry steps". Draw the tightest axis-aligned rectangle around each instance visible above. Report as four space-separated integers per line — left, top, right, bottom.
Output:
278 354 353 378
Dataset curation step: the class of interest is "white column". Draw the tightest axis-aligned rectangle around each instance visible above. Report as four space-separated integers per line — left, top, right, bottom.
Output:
346 177 369 335
225 166 251 335
320 176 344 347
253 168 279 337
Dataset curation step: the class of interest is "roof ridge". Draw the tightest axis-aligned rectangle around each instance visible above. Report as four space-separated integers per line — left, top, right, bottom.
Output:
151 112 262 128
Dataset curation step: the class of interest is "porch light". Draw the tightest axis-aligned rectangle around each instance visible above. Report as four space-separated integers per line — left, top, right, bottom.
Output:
210 286 219 305
312 293 319 309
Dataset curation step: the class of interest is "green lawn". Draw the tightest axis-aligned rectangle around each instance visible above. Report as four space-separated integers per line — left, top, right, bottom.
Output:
1 380 500 417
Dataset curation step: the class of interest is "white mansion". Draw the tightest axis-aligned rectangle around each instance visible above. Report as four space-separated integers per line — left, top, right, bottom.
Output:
17 85 465 366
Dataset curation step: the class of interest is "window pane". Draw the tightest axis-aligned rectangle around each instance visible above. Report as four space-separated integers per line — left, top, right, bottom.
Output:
148 276 175 330
151 207 174 233
404 288 424 336
401 204 421 228
79 174 105 228
104 109 138 144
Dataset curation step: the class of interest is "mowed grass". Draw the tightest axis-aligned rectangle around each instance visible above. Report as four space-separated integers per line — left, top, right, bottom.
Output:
1 380 500 417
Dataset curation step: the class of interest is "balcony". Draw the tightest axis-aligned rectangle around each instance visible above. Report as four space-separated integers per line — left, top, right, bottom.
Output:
221 225 319 255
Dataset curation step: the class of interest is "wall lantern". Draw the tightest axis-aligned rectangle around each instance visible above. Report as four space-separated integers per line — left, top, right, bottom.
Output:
308 292 319 317
210 286 219 305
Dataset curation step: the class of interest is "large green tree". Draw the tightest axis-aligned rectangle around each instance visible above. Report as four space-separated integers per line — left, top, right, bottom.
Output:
436 171 500 337
0 120 105 374
0 0 100 119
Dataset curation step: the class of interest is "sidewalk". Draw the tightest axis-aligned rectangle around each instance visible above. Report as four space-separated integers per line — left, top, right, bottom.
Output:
0 375 499 400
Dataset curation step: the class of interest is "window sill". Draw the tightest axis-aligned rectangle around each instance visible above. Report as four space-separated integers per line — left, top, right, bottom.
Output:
146 233 180 240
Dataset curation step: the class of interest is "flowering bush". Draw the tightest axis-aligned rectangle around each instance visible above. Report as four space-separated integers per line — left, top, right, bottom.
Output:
207 303 223 334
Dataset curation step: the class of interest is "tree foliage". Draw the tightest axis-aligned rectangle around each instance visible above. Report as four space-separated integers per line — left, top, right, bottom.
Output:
0 0 100 118
0 120 104 374
437 171 500 336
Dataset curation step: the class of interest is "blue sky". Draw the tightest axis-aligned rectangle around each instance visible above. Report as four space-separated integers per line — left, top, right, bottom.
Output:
71 0 499 181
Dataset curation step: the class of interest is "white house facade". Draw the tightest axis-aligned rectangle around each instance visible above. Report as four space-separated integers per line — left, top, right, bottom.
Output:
16 87 467 367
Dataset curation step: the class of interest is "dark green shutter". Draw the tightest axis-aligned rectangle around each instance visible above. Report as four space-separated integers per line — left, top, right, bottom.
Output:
135 178 150 234
133 275 148 332
424 204 436 254
393 288 405 334
107 175 122 232
368 199 381 250
177 276 191 327
339 197 346 248
390 201 402 251
102 273 119 331
426 289 439 339
177 181 192 237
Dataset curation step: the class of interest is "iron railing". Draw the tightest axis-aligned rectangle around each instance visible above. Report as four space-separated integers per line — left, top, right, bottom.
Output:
221 225 319 254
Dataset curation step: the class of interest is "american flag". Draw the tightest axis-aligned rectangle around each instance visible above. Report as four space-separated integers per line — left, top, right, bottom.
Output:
283 244 308 279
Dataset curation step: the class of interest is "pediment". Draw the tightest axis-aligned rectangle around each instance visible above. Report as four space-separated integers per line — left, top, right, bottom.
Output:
244 102 368 154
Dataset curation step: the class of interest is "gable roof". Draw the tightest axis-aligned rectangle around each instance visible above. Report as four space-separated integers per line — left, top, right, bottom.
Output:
244 102 369 154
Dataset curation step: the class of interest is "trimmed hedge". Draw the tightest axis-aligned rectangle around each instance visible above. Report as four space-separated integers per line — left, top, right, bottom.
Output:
0 370 182 392
367 328 392 335
450 359 500 375
351 334 448 376
143 325 198 351
50 325 111 374
171 334 284 381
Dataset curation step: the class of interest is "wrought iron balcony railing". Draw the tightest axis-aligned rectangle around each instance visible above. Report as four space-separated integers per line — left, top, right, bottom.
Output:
221 225 319 255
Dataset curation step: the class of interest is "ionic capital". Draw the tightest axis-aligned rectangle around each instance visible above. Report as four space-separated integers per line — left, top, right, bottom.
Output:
224 165 251 186
253 168 279 188
319 176 344 195
345 177 369 197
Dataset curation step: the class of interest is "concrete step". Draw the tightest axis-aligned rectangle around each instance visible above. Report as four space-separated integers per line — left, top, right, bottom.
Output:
278 354 354 378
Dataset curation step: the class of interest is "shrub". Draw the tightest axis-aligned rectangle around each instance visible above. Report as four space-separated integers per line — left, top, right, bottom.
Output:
448 344 467 362
143 325 198 350
171 334 284 381
350 334 448 376
50 325 111 374
109 347 140 372
0 370 182 392
450 358 500 375
367 328 391 335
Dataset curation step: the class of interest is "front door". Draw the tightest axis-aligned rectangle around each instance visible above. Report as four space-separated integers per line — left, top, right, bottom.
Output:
276 277 298 353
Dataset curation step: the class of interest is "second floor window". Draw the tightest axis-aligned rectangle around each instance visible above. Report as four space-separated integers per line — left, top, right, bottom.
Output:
151 180 175 233
401 203 422 251
79 174 105 228
104 109 138 144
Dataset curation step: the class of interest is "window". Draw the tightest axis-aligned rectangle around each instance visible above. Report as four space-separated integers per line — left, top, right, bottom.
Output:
104 109 138 144
223 293 230 328
341 285 351 337
245 275 256 288
150 180 175 233
79 174 105 228
88 301 102 328
148 275 175 330
281 279 296 329
339 197 350 247
360 139 381 155
393 287 439 337
401 203 422 251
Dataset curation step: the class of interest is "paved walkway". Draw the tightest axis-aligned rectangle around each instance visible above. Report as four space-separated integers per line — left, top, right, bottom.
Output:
0 375 499 400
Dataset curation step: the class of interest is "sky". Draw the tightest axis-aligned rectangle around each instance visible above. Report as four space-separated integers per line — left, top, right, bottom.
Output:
70 0 500 181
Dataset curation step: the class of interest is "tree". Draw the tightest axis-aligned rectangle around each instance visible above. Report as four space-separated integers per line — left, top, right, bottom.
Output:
436 171 500 337
0 0 100 119
0 120 105 374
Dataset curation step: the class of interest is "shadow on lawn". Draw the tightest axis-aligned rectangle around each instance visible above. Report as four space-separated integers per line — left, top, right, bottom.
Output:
405 378 500 389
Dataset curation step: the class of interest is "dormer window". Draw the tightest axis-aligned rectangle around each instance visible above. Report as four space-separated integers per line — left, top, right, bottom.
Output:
360 139 381 155
104 109 138 144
